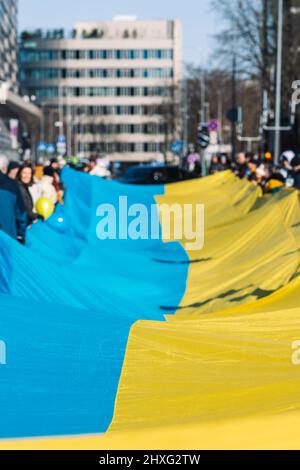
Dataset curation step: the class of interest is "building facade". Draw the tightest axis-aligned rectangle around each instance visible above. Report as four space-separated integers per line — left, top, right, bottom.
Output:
0 0 18 92
0 0 18 157
19 18 182 161
0 0 40 160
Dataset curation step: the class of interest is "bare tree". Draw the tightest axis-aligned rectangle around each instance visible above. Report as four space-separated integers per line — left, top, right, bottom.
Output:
157 83 181 163
211 0 300 151
212 0 276 89
184 64 262 152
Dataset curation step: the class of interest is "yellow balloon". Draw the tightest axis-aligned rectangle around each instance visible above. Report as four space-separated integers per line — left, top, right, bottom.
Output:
35 197 55 220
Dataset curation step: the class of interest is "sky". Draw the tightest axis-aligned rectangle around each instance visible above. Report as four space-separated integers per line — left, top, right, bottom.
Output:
18 0 217 66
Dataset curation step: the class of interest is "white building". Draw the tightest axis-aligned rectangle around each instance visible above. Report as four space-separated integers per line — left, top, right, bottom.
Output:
20 18 182 162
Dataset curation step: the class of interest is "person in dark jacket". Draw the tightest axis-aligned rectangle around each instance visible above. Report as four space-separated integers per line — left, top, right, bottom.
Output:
17 164 39 226
291 156 300 190
0 154 27 242
7 161 20 180
235 152 248 178
209 155 224 174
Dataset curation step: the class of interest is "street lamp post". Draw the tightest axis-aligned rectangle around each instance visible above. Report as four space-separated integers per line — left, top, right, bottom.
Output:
274 0 283 165
200 70 206 125
40 102 45 144
231 55 237 161
182 78 189 162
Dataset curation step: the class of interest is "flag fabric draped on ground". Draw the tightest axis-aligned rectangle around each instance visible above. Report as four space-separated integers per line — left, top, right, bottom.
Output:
1 169 300 449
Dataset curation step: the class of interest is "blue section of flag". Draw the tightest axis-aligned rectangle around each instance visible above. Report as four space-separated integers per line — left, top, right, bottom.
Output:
0 168 188 438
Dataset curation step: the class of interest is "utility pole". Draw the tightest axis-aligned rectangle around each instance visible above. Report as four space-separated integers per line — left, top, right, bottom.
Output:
40 102 45 144
199 70 207 177
67 97 72 157
58 85 63 130
262 0 270 91
274 0 283 165
200 69 206 125
231 55 237 160
182 78 188 162
218 90 223 144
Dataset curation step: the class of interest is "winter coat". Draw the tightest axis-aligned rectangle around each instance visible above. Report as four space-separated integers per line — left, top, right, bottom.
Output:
18 182 38 225
38 176 58 204
293 171 300 190
0 172 27 240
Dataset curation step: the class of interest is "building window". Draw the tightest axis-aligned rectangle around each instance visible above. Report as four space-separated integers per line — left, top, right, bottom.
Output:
20 48 174 63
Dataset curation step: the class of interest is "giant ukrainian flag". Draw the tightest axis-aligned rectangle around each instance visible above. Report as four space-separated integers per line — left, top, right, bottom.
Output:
0 169 300 449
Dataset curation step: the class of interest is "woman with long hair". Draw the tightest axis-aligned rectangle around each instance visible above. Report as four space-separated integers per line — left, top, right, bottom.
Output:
17 164 40 226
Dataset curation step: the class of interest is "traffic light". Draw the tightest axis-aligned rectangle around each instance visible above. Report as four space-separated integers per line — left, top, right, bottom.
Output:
226 108 239 123
197 125 210 149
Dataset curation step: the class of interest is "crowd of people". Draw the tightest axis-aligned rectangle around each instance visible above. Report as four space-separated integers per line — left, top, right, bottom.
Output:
0 154 65 243
0 154 110 243
1 149 300 244
209 151 300 193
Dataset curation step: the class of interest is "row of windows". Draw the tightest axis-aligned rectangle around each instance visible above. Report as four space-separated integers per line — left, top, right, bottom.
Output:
72 123 165 135
59 105 164 116
30 86 171 98
21 67 174 80
85 142 163 153
20 49 174 62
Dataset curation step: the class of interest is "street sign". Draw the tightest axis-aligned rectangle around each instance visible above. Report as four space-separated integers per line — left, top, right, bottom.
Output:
46 144 56 154
171 140 184 154
56 135 66 155
210 131 218 146
57 135 66 143
226 108 239 123
37 141 47 152
208 120 219 132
